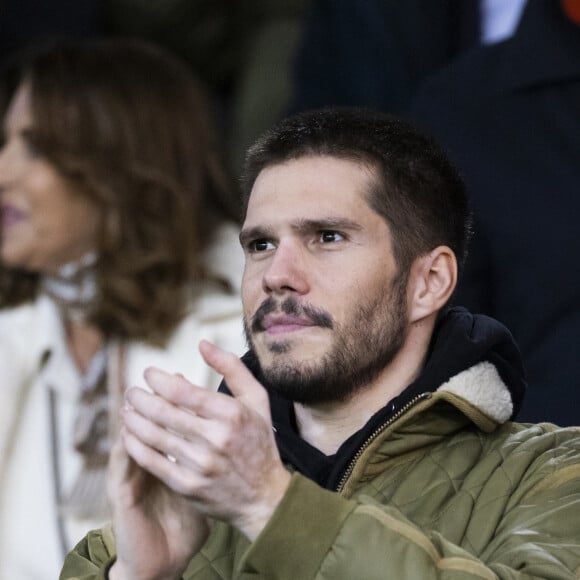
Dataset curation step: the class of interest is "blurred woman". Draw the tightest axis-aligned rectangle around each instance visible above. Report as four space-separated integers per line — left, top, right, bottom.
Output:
0 38 245 579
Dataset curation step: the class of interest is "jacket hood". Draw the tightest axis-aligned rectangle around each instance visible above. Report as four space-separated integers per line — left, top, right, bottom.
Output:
405 306 526 421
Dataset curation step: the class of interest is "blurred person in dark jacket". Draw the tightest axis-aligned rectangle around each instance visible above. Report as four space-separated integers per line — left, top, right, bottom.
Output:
412 0 580 425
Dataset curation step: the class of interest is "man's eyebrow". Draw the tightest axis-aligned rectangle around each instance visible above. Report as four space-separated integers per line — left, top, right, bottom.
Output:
239 218 362 246
293 217 363 234
239 226 274 246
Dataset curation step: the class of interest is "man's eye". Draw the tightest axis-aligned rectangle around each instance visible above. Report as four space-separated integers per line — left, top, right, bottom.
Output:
319 231 344 243
249 239 275 252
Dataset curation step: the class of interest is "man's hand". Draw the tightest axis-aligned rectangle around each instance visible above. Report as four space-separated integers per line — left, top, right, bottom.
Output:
121 340 292 541
107 437 209 580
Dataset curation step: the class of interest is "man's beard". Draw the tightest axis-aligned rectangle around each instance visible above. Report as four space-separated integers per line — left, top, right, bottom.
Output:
244 272 409 405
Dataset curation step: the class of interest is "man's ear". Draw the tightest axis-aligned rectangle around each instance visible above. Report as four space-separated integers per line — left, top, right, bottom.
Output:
407 246 457 324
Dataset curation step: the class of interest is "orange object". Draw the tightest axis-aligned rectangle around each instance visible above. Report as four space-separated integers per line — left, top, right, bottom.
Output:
562 0 580 24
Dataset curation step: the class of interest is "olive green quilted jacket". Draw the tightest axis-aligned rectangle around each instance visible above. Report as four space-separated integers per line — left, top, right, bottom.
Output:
61 380 580 579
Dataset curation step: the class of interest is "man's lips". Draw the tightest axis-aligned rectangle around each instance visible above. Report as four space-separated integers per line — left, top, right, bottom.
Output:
261 314 316 335
251 297 334 335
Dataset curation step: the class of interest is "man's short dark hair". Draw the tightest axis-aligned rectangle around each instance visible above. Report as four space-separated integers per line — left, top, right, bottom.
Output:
241 107 472 275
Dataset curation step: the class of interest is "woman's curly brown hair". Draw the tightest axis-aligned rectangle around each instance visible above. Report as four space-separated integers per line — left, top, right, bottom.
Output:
0 38 240 345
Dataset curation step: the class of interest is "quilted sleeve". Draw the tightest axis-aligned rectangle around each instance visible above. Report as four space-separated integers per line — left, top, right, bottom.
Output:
240 460 580 580
59 525 117 580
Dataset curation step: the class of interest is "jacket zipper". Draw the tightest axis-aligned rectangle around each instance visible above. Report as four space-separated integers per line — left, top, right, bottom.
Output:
335 392 433 493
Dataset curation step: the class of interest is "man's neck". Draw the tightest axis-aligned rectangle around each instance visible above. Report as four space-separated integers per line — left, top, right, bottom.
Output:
294 326 431 455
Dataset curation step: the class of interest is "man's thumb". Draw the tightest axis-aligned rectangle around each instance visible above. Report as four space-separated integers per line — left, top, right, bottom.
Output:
198 340 272 423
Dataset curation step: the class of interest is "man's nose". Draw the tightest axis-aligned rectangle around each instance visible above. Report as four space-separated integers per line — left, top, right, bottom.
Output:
262 240 309 296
